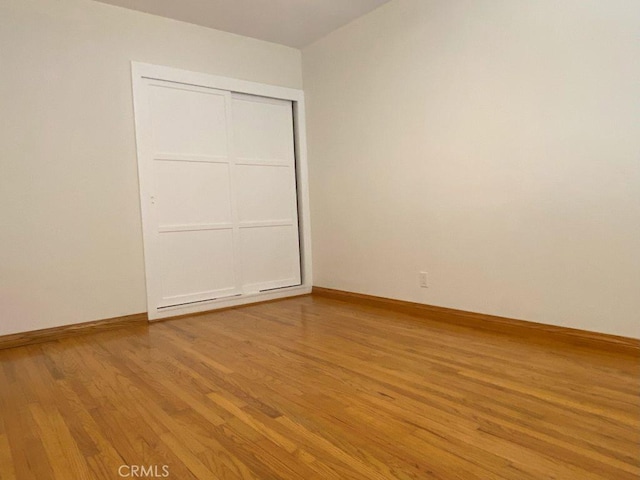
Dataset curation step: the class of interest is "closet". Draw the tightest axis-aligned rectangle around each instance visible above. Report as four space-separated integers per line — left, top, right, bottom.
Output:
132 64 310 320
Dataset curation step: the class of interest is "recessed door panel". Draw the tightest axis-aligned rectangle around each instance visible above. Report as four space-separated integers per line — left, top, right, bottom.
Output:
240 226 301 292
232 95 294 163
236 165 293 223
150 85 229 157
155 161 232 227
159 229 236 305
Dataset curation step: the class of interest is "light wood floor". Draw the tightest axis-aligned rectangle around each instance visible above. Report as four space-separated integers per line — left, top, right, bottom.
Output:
1 295 638 479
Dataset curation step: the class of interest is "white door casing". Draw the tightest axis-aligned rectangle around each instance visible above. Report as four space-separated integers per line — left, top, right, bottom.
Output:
132 63 312 320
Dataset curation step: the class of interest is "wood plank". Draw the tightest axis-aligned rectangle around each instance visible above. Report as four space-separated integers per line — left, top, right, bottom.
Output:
0 432 16 480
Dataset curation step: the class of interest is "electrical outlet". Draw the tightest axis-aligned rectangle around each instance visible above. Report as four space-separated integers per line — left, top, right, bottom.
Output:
419 271 428 288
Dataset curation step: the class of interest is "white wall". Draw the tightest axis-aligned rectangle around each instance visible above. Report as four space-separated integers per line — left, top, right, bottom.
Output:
0 0 302 336
303 0 640 338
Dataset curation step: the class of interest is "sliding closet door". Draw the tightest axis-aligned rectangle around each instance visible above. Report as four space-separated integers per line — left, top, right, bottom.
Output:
136 76 302 316
232 93 301 293
146 80 241 308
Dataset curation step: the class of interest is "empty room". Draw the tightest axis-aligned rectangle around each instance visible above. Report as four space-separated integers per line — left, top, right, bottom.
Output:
1 0 639 478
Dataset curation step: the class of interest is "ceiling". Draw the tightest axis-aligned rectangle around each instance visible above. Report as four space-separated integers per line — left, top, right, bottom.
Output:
94 0 391 48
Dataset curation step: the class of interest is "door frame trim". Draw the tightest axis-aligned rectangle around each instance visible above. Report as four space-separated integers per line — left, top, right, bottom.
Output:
131 62 312 320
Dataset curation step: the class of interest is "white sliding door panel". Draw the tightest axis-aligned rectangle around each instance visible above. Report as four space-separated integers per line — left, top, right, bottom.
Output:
146 80 240 308
133 63 311 320
232 93 301 293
